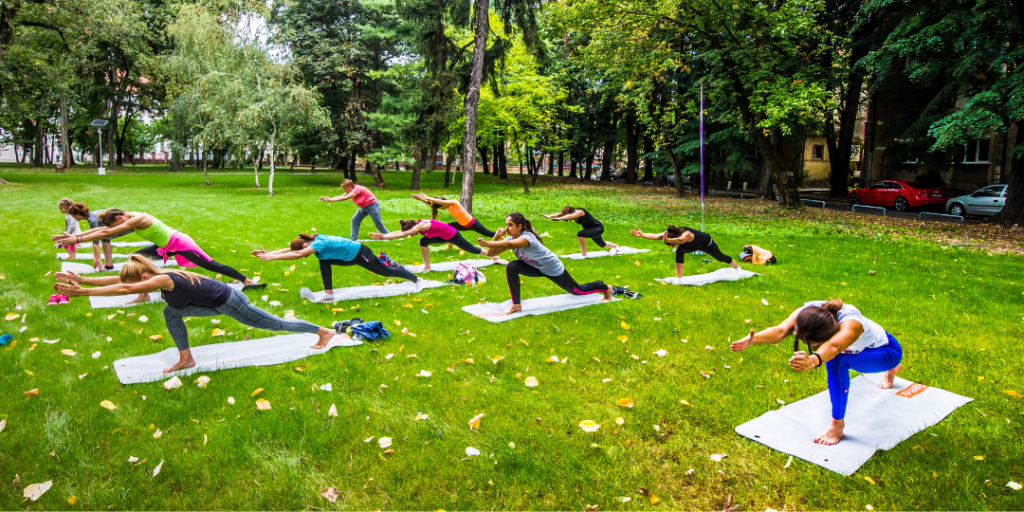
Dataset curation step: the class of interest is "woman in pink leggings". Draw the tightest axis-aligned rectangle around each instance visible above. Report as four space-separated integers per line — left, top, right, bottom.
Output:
369 219 500 272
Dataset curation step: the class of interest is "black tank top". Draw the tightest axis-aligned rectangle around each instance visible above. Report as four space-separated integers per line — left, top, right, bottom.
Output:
161 273 232 309
676 227 712 252
573 208 602 229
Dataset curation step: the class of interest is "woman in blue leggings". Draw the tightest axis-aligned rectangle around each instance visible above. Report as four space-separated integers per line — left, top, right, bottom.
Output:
729 299 903 445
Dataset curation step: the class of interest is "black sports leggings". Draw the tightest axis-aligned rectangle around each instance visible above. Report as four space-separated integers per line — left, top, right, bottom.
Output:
576 225 607 248
419 231 482 254
449 219 496 238
505 260 608 304
134 244 248 283
320 244 418 289
675 240 732 265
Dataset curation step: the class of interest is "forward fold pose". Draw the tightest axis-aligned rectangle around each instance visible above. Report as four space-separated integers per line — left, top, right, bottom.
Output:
54 255 336 373
729 299 904 445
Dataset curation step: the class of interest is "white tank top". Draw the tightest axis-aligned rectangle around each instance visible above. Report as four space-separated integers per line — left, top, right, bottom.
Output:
799 301 889 354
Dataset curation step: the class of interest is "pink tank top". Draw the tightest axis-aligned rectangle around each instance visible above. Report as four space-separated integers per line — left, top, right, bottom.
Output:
350 185 377 208
420 219 456 239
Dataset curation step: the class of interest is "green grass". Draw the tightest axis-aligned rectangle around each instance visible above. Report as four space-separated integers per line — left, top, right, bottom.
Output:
0 170 1022 510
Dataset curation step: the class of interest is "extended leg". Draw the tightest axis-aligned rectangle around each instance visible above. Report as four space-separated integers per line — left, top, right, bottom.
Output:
319 259 336 295
546 270 611 300
133 244 162 259
102 241 114 268
351 245 419 282
674 248 686 278
577 226 610 249
447 232 483 255
350 208 369 240
217 289 333 348
176 250 249 283
466 219 496 237
162 303 221 373
704 241 739 269
365 202 389 234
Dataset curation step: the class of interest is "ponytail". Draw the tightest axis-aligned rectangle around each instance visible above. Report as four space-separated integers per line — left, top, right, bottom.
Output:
560 206 576 215
101 208 126 227
429 197 446 220
399 219 418 231
665 225 686 245
290 233 316 251
69 202 90 218
507 212 543 245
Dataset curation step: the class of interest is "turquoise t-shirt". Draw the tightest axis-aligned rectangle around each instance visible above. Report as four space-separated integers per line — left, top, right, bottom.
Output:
310 234 361 261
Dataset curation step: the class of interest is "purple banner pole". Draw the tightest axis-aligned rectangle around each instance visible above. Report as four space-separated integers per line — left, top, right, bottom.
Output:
700 82 705 230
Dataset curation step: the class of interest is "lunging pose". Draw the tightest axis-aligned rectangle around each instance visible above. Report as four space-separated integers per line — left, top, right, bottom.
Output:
729 299 904 445
369 219 500 272
253 233 422 302
477 212 638 315
51 209 263 304
630 225 739 278
54 255 336 373
68 202 132 270
412 193 496 237
541 206 619 257
320 179 389 240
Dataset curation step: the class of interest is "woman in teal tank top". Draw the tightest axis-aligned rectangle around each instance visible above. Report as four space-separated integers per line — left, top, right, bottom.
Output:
53 208 264 303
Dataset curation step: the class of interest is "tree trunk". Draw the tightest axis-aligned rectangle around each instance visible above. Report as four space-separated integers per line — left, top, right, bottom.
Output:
568 156 577 178
348 152 357 182
251 145 261 188
992 145 1023 227
459 0 490 213
444 148 453 187
60 98 71 169
492 145 501 176
116 113 132 166
583 154 594 180
498 143 508 179
513 131 530 194
625 112 639 183
547 153 555 175
558 152 564 176
268 128 277 196
530 147 539 185
203 148 211 186
757 161 772 198
31 120 42 168
600 138 615 181
825 75 865 198
410 147 423 190
480 146 490 175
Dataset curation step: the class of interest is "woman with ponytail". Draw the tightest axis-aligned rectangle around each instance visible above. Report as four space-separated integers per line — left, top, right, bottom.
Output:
729 299 904 445
540 206 619 257
630 225 739 278
252 233 422 302
51 208 263 303
54 255 336 373
477 212 639 315
411 193 496 237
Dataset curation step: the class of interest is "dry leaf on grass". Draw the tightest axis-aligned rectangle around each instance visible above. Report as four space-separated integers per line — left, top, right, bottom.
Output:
22 480 51 501
489 355 504 364
710 453 727 462
61 349 76 356
617 335 628 342
680 400 693 407
545 355 559 363
616 397 634 408
24 388 38 396
252 388 264 397
524 376 539 387
578 420 600 433
195 376 210 388
620 321 631 331
417 370 432 378
211 328 226 337
465 446 481 456
654 349 667 357
153 429 162 439
149 335 163 341
1008 481 1022 491
468 413 484 431
0 419 5 432
100 400 117 410
378 437 392 449
615 417 625 425
328 404 338 417
414 413 429 421
255 398 271 411
227 397 235 405
163 376 182 390
152 459 164 477
321 487 339 503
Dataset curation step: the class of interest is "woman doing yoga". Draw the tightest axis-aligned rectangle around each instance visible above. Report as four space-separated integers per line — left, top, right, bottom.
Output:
412 193 496 237
729 299 903 445
320 179 389 241
51 209 263 304
253 233 422 302
68 202 132 270
477 212 638 315
630 225 739 278
369 219 501 272
54 255 336 373
542 206 619 257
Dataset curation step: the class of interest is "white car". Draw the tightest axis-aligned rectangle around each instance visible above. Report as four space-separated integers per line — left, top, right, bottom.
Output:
946 185 1007 216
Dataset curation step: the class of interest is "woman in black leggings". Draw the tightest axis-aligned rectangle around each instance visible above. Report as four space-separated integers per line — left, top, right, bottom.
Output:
630 225 739 278
477 213 639 315
254 233 422 302
541 206 620 257
369 219 500 272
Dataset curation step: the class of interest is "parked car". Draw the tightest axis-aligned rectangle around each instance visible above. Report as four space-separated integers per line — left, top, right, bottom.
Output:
847 180 948 211
945 184 1007 217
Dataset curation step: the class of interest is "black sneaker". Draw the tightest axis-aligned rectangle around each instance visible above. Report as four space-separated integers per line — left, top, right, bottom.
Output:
611 286 628 296
623 290 643 299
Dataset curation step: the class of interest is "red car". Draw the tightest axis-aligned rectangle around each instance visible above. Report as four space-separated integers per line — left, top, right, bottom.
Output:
847 180 948 212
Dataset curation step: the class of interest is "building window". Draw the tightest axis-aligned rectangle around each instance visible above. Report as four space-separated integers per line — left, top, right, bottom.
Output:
964 138 991 163
811 144 825 160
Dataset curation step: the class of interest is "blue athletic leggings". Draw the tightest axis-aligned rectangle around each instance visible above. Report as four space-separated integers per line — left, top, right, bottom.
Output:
826 332 903 420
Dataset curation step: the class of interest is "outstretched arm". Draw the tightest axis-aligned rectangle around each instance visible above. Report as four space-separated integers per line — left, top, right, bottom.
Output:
730 309 799 352
630 229 666 241
372 223 424 240
478 231 528 257
54 216 140 245
320 191 355 203
54 275 172 297
258 246 316 261
55 271 121 286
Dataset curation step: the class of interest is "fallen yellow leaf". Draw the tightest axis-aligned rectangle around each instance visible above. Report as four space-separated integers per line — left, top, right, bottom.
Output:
616 397 634 408
974 455 984 460
524 376 539 387
61 349 76 356
100 400 117 410
211 328 226 337
680 400 693 407
468 413 484 430
864 476 876 485
617 335 628 342
252 388 264 397
462 358 474 364
620 321 631 331
255 398 271 411
149 335 163 341
578 420 600 433
1004 390 1022 398
394 319 402 326
68 496 77 505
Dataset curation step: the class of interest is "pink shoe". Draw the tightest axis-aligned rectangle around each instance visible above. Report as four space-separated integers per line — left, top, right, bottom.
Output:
47 294 60 306
58 295 70 305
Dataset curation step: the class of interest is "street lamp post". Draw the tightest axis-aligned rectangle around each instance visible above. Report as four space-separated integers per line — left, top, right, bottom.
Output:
91 119 109 175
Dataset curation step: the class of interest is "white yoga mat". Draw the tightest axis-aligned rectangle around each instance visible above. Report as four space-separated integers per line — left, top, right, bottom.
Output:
113 333 363 384
110 241 153 247
560 247 650 260
655 267 759 286
88 283 244 309
462 293 620 323
57 252 132 260
735 374 972 476
299 280 447 303
403 259 497 274
61 260 178 274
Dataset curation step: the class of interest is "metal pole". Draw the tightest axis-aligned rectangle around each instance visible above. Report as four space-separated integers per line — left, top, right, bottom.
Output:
700 82 705 231
97 127 105 175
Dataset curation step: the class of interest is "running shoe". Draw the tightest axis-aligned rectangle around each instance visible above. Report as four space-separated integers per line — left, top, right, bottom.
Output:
47 294 60 306
58 295 70 305
611 286 628 296
623 290 643 299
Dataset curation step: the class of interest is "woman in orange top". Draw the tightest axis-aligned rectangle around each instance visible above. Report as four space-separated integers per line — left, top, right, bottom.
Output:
412 193 496 237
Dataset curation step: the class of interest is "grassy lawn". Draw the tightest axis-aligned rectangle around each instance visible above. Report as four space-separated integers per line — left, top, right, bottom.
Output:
0 170 1021 510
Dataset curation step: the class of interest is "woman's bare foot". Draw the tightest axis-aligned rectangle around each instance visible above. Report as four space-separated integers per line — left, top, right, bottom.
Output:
602 286 613 302
311 328 335 349
607 242 619 249
813 419 845 445
317 293 335 303
879 364 902 389
163 353 196 373
127 293 151 305
504 304 523 315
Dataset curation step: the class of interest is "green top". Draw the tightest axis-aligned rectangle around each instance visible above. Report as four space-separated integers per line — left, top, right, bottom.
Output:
135 215 175 247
